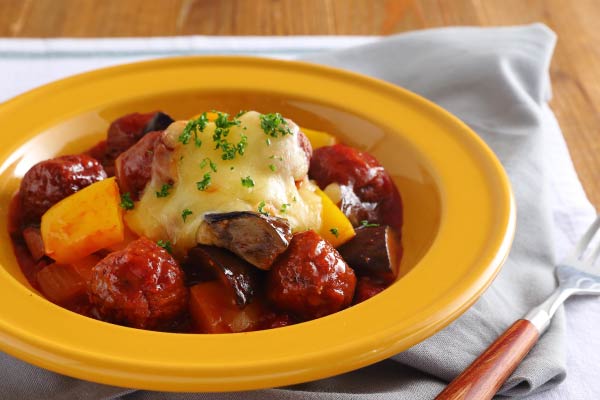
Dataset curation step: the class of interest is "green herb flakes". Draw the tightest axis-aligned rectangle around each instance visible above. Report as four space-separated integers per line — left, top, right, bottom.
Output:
330 228 339 238
181 208 193 222
196 173 212 191
119 192 134 210
268 164 276 172
157 240 173 253
212 111 246 160
260 113 292 139
156 183 173 198
258 201 269 216
241 176 255 188
179 113 209 145
360 220 380 228
200 157 217 172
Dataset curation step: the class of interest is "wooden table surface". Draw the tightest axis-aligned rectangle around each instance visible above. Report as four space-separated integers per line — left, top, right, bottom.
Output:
2 0 599 208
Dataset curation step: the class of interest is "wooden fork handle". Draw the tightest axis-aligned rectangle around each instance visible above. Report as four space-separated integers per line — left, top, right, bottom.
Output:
435 319 540 400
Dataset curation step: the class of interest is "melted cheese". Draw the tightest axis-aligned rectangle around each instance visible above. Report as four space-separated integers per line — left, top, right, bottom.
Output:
124 111 322 255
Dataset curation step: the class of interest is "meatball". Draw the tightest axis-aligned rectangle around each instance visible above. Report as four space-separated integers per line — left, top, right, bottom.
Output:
115 131 162 200
19 154 107 224
267 230 356 320
309 144 402 230
105 111 157 161
353 276 389 304
98 112 174 176
88 237 188 330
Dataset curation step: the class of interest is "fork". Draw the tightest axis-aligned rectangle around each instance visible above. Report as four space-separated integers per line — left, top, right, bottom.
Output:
436 215 600 400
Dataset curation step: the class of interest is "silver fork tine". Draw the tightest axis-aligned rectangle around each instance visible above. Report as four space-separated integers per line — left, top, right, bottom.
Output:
564 214 600 264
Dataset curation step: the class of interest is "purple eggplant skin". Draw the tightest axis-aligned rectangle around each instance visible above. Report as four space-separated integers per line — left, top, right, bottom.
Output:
337 225 401 281
142 112 174 134
198 211 293 270
186 245 260 308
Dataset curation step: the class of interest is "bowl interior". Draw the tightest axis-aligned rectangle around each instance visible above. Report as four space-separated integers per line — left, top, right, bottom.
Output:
0 89 442 290
0 57 513 392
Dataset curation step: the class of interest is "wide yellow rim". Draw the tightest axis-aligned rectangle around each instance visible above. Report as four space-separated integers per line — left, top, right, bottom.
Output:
0 56 515 391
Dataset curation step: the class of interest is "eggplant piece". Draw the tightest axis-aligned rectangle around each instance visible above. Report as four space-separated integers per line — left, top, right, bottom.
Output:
142 111 174 134
186 245 259 308
337 225 401 280
22 227 45 261
197 211 292 270
336 184 379 227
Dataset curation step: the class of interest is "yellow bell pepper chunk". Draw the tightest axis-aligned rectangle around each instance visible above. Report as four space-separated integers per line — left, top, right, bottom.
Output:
189 112 219 121
316 187 355 247
41 177 125 264
301 127 338 149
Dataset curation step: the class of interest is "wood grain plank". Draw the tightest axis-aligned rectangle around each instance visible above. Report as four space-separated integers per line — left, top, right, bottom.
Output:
0 0 30 37
0 0 598 207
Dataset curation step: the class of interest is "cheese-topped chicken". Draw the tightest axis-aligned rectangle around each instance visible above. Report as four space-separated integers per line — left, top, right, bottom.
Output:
123 111 322 255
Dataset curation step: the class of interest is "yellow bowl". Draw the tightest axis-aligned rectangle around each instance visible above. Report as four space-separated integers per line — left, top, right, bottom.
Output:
0 56 515 391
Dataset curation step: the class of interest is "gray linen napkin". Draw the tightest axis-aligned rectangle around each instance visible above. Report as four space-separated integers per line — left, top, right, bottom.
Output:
0 24 565 399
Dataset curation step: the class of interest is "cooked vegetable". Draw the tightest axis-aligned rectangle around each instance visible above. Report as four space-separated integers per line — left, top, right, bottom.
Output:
300 127 338 149
267 230 356 320
22 227 45 261
41 177 125 264
186 245 259 307
11 108 404 334
88 237 188 330
315 187 355 247
142 111 174 134
338 225 400 281
309 144 403 230
36 255 100 306
189 281 264 333
36 263 87 305
197 211 293 270
19 154 107 224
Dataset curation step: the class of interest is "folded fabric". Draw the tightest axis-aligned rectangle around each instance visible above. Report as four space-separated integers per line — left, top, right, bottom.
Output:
0 24 597 400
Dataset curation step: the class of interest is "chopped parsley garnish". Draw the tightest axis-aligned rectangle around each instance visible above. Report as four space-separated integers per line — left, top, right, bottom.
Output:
119 192 134 210
292 196 297 202
157 240 173 253
265 138 271 146
179 113 209 145
269 155 284 161
257 201 269 216
280 203 290 213
196 173 212 191
156 183 173 198
230 166 235 170
241 176 255 188
330 228 339 238
360 220 380 228
181 208 193 222
268 164 276 172
235 110 247 118
200 157 217 172
212 112 246 160
260 113 293 138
